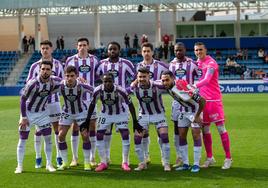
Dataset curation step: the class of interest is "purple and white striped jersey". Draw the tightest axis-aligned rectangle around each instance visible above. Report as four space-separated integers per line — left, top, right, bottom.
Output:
169 57 198 85
92 84 132 115
20 76 62 118
129 81 166 115
136 59 169 81
65 54 99 100
96 57 135 88
59 80 94 114
168 85 199 113
26 58 64 103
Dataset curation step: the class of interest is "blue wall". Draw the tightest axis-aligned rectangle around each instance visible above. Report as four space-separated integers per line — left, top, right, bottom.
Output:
0 87 23 96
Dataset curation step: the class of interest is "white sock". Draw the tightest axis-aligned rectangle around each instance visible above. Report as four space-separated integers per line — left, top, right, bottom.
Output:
54 133 60 158
71 134 79 161
83 143 91 164
142 137 150 159
59 142 68 164
174 134 181 158
89 136 96 162
135 143 144 163
157 136 164 159
17 139 26 167
162 143 170 165
34 134 42 159
179 144 189 165
43 135 52 165
104 135 112 161
122 138 130 164
96 140 107 164
194 146 202 166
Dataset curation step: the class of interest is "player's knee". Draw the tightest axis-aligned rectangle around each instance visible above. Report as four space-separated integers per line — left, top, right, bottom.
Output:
202 125 210 134
160 133 169 143
217 124 227 134
20 131 30 140
134 135 142 145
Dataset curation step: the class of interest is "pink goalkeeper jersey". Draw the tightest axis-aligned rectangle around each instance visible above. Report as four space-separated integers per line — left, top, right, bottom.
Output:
196 55 222 101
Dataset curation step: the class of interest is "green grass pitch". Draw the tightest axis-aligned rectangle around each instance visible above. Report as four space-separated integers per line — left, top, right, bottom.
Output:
0 94 267 188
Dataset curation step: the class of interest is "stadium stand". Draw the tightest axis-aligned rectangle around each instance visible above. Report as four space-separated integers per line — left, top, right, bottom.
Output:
0 51 18 85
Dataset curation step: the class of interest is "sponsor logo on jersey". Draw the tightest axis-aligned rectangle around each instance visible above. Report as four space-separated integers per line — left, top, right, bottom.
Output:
39 90 50 98
79 65 91 73
141 96 153 103
66 94 77 102
104 99 116 106
175 68 186 78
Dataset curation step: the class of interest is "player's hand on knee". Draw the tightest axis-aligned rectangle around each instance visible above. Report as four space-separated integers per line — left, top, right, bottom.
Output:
133 120 144 133
193 115 202 124
19 118 29 131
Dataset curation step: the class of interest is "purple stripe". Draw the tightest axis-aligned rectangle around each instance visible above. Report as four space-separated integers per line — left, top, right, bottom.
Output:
108 104 113 115
61 84 69 113
69 89 76 114
25 81 37 98
172 65 175 75
152 88 161 114
118 62 123 86
77 85 83 113
153 62 158 81
124 59 135 76
90 56 94 86
82 59 87 100
27 63 39 82
136 90 145 114
28 83 40 111
104 61 108 73
186 63 191 84
35 84 47 112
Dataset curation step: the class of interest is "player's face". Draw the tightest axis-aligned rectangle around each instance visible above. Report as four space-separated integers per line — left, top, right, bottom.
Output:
142 47 153 61
77 41 89 55
174 45 186 60
40 64 52 81
65 72 77 87
194 45 207 60
103 75 114 92
137 72 150 87
161 74 174 89
40 45 53 59
108 44 119 59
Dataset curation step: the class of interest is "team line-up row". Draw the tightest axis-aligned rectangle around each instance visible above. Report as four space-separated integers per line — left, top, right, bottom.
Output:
14 38 232 174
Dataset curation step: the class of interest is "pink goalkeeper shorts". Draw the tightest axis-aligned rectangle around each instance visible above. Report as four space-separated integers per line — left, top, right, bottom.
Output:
203 100 225 125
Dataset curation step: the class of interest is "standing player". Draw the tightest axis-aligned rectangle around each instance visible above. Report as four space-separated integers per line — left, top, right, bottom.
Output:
130 67 171 172
161 71 205 173
56 66 94 171
65 37 99 167
194 42 232 169
27 40 64 168
96 41 135 163
80 73 140 172
169 42 198 167
15 61 61 174
136 42 169 164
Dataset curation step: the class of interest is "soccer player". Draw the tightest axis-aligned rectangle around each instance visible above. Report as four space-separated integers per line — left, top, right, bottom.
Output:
56 66 94 171
96 41 135 163
161 71 206 173
15 61 61 174
136 42 169 164
130 67 171 172
194 42 232 169
169 42 198 167
65 37 99 167
80 73 140 172
27 40 64 168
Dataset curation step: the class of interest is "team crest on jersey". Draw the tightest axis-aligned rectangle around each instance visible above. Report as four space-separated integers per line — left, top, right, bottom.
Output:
175 68 186 78
141 96 153 103
66 94 77 102
79 65 91 73
109 69 119 78
39 90 50 98
103 99 116 106
149 71 154 79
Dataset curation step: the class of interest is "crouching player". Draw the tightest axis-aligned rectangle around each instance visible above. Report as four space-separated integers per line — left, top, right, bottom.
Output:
80 73 140 172
56 66 94 171
15 61 61 174
129 67 171 171
161 71 206 173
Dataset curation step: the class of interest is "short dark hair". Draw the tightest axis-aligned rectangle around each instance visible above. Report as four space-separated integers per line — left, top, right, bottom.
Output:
175 42 185 48
77 37 89 45
108 41 121 50
141 42 153 51
64 65 78 75
194 42 206 47
161 70 174 78
40 40 52 47
102 72 114 81
137 67 150 74
40 61 53 69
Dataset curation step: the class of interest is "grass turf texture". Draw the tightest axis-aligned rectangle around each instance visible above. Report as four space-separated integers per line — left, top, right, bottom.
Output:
0 94 267 188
